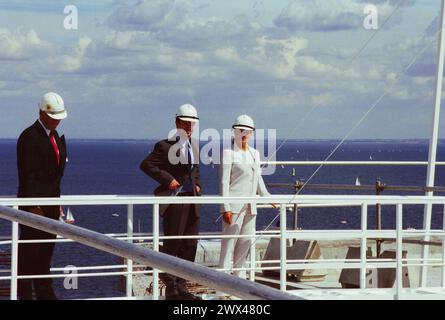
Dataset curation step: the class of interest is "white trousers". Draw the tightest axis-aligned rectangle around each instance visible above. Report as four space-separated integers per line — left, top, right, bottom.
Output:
219 205 256 278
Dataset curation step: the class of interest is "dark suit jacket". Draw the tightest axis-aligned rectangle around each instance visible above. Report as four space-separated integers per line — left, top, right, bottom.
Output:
17 120 67 218
140 139 201 216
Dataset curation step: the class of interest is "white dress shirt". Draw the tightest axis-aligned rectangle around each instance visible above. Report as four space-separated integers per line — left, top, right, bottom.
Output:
178 138 194 165
38 119 51 136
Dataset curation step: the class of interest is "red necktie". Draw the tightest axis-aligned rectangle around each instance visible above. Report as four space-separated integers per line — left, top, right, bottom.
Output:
49 131 60 166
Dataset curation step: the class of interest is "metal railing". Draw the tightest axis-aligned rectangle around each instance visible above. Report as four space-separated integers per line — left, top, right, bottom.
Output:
0 194 444 300
0 203 298 300
262 161 445 166
268 179 445 254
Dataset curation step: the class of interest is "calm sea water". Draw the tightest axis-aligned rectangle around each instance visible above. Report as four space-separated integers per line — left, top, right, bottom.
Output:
0 139 444 299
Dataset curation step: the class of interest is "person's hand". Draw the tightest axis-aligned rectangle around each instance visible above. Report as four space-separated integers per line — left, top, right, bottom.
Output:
223 211 233 225
29 206 44 216
195 185 201 194
169 179 181 190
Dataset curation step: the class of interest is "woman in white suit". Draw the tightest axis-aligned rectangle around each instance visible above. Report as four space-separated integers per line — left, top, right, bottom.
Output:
219 114 273 278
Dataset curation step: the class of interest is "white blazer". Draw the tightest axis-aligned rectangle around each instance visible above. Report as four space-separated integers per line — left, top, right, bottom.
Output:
220 146 270 215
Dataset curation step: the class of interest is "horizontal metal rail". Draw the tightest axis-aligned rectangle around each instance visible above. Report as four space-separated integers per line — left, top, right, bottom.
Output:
1 194 445 206
1 195 444 300
268 183 445 193
263 161 445 166
2 230 443 242
0 205 298 300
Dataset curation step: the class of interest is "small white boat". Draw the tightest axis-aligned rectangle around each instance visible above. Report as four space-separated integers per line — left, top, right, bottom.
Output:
65 207 75 224
355 177 361 186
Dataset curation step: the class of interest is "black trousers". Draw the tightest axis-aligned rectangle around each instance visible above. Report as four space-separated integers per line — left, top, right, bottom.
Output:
17 206 58 300
160 203 200 291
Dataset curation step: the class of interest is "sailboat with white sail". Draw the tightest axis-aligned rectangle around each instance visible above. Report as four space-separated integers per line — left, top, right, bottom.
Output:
59 207 75 224
65 207 75 224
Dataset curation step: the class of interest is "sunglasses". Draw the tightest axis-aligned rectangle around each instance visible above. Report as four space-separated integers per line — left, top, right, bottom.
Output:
233 128 254 133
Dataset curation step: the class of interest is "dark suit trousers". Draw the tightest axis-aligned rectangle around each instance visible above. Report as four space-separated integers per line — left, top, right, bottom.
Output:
160 202 199 288
17 206 58 300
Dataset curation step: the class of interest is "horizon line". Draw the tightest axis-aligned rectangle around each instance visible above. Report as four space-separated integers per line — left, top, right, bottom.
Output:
0 138 444 142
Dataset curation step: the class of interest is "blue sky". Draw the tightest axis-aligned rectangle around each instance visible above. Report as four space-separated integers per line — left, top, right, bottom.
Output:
0 0 444 139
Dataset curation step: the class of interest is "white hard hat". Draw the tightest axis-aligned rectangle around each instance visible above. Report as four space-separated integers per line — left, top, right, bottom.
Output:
232 114 255 131
176 104 199 122
39 92 67 120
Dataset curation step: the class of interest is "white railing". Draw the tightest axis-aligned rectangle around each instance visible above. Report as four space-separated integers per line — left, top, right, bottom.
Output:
262 161 445 166
0 203 297 300
0 194 444 300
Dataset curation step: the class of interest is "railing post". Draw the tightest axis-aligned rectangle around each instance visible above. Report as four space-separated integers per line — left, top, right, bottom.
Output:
152 204 160 300
395 204 403 300
249 232 256 282
10 205 19 300
375 179 384 256
360 204 368 289
442 204 445 287
421 202 432 287
293 180 300 231
126 204 133 298
280 203 287 291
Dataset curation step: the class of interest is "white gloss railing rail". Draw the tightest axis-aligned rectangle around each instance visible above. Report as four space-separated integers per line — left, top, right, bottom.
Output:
0 195 444 300
0 203 299 300
262 160 445 166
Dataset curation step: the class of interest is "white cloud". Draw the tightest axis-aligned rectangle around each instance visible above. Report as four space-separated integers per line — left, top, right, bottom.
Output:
367 67 381 80
0 0 439 139
248 36 308 79
107 0 192 31
274 0 411 32
214 46 239 62
274 0 363 32
386 72 398 82
0 28 52 60
60 37 92 72
262 91 308 109
412 77 432 86
295 56 332 74
311 93 336 107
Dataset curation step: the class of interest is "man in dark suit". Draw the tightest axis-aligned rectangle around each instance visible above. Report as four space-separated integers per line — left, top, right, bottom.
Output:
140 104 201 300
17 92 68 300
